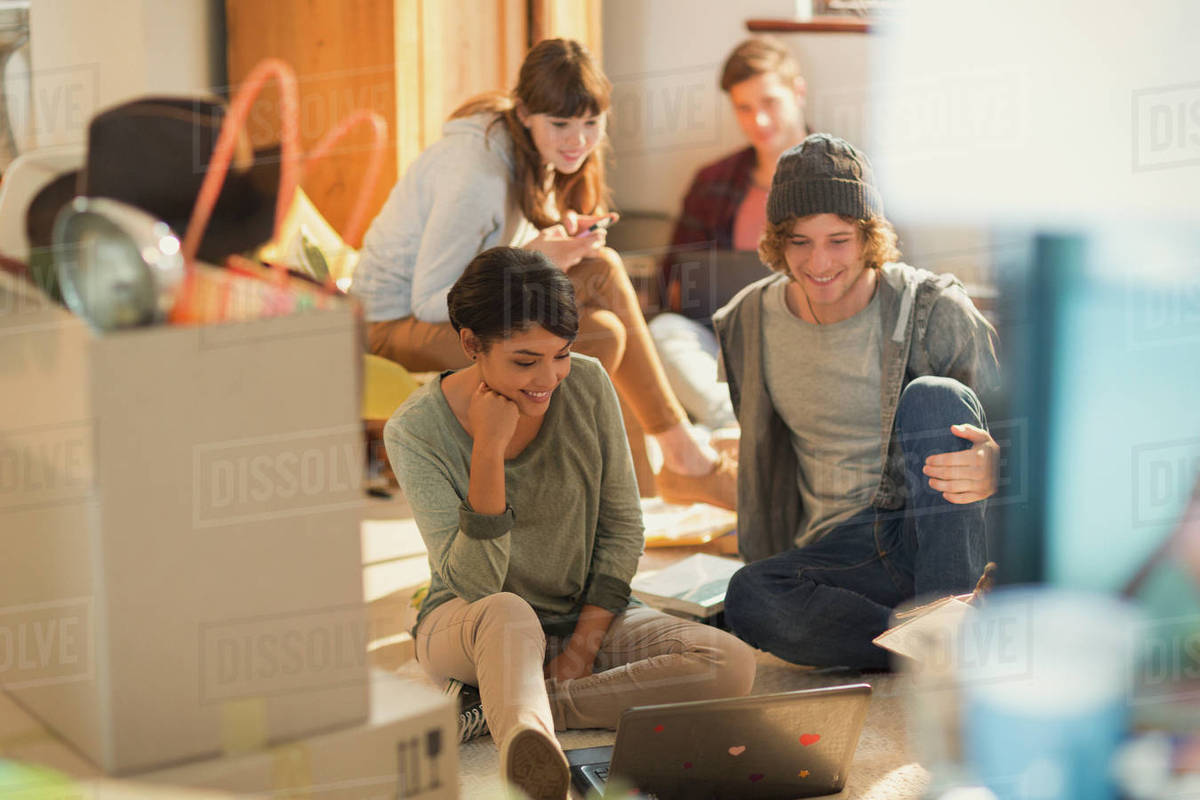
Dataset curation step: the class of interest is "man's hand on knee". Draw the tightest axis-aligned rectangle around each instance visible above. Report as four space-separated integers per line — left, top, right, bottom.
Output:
922 424 998 504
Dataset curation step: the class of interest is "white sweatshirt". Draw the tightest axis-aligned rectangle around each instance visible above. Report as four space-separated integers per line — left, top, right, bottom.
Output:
352 113 538 323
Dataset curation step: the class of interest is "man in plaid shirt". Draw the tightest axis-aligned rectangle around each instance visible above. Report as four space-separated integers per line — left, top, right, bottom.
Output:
650 37 811 431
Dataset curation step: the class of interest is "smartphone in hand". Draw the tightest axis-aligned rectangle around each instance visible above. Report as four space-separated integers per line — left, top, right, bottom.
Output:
576 215 616 238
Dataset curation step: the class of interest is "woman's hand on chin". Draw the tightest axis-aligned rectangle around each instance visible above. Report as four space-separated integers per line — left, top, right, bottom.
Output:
468 381 520 451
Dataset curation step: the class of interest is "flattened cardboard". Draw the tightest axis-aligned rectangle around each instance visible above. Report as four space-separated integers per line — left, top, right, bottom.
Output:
143 671 457 800
1 672 456 800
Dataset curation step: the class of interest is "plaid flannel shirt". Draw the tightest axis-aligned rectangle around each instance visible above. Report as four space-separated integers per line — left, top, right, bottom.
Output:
660 146 757 293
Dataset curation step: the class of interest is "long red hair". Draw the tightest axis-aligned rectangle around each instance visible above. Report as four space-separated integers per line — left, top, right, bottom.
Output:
451 38 611 229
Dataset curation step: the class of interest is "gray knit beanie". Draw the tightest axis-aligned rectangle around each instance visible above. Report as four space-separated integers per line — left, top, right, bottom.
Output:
766 133 883 224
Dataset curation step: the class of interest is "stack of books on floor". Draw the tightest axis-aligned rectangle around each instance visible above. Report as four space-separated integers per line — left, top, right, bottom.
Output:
631 553 743 621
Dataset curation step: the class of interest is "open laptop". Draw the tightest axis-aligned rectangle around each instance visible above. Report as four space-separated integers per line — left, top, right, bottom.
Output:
566 683 872 799
672 250 771 323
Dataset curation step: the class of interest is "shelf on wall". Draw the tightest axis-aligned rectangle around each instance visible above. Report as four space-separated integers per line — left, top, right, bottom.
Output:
747 16 872 34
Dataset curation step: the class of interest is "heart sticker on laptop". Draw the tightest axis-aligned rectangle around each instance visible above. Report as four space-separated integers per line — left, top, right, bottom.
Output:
728 745 746 756
653 725 664 733
683 762 693 769
799 734 821 746
749 774 764 783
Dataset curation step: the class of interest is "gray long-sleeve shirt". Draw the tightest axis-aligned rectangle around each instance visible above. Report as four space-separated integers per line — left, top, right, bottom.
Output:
384 354 645 636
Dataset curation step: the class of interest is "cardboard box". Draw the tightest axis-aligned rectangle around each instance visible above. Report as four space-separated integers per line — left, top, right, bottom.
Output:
1 673 455 800
0 693 235 800
142 671 457 800
0 683 103 780
1 638 455 800
0 275 369 774
0 770 238 800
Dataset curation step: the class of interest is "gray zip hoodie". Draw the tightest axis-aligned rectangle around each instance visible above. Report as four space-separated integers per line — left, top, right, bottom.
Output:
713 263 1000 563
352 113 538 323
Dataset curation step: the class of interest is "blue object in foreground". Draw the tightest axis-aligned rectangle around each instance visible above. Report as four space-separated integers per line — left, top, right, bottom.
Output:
959 589 1140 800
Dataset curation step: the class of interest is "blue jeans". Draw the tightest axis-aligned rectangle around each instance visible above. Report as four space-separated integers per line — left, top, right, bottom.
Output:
723 376 988 669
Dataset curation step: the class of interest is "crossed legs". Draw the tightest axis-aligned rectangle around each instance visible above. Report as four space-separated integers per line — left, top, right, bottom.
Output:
415 593 756 745
724 376 988 669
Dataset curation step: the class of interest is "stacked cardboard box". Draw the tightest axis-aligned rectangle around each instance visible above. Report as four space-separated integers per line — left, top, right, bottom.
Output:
1 276 456 798
144 671 456 799
0 277 369 773
0 671 457 799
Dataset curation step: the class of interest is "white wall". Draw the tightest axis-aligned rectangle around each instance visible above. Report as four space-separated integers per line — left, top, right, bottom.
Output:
872 0 1200 227
602 0 800 216
27 0 218 148
602 3 995 286
141 2 220 96
602 0 879 216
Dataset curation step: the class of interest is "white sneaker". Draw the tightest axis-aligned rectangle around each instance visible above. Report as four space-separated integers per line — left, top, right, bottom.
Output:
500 724 569 800
443 678 489 742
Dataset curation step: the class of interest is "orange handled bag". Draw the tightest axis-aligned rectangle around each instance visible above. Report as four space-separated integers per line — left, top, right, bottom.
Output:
169 59 386 324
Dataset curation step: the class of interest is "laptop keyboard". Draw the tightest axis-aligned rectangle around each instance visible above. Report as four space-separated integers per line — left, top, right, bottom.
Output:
579 763 658 799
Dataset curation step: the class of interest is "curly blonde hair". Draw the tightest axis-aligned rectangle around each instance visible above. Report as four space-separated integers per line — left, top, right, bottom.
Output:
758 215 901 274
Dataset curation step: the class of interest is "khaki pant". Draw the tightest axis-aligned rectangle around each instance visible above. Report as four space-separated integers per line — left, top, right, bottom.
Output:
415 593 757 746
367 248 686 435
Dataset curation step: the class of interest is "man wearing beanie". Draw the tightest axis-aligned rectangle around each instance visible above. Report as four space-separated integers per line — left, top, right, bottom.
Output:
717 134 1000 669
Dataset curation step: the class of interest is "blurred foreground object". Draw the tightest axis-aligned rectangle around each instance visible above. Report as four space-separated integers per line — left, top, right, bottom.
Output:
52 197 184 331
960 590 1140 800
872 0 1200 226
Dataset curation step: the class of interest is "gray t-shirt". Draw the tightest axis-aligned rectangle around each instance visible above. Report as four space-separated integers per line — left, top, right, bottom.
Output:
762 281 883 546
384 354 645 636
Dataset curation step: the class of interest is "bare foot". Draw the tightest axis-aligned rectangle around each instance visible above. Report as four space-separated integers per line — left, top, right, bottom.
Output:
654 423 718 476
710 426 740 462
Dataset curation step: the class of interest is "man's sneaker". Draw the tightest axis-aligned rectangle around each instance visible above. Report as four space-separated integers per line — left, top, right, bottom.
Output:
443 678 489 743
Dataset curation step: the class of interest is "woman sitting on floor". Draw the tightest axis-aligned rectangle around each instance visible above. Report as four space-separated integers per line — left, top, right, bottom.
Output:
356 37 734 509
384 247 756 800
